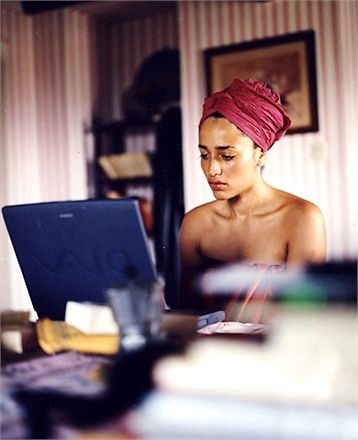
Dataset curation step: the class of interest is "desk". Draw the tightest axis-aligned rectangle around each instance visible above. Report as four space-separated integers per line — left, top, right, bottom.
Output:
1 305 357 439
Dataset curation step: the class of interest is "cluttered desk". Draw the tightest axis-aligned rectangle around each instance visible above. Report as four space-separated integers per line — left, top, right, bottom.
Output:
1 200 357 439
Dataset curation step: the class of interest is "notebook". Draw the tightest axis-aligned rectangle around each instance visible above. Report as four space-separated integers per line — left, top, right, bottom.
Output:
2 198 225 328
2 199 157 320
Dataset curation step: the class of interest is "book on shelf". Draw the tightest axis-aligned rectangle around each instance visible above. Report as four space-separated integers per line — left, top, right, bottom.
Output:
98 151 152 180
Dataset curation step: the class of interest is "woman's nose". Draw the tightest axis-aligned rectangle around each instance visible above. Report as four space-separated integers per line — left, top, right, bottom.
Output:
209 158 222 176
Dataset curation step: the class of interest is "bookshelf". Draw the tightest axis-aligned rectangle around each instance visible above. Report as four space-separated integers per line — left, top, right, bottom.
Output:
90 108 184 308
91 117 157 200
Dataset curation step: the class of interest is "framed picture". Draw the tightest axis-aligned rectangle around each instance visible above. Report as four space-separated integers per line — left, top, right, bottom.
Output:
204 30 319 134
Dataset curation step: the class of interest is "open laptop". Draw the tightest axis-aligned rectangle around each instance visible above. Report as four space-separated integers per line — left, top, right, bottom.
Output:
2 199 157 320
2 199 224 327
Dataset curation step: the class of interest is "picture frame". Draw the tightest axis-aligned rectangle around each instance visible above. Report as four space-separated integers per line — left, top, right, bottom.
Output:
204 30 319 134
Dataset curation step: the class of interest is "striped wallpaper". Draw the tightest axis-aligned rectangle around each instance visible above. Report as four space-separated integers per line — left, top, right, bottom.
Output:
1 2 93 311
178 0 358 261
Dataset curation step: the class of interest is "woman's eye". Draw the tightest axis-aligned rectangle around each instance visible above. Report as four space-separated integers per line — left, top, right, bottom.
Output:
199 153 209 160
222 155 235 161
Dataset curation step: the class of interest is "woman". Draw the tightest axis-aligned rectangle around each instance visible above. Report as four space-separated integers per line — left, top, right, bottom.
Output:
179 79 326 316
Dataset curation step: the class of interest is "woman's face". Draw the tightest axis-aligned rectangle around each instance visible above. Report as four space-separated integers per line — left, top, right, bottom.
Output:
198 117 263 200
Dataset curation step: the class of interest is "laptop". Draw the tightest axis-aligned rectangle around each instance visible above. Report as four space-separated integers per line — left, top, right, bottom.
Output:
2 199 157 320
2 198 225 327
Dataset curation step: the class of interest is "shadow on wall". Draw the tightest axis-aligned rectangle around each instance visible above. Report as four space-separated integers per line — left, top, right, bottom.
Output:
122 48 181 121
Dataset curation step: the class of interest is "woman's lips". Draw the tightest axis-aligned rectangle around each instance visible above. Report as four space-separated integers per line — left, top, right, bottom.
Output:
209 181 227 190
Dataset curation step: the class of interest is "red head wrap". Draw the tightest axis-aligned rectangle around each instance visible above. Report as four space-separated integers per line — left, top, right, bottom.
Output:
199 78 292 152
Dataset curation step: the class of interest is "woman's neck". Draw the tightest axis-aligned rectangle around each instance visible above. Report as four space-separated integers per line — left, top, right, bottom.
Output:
227 179 273 218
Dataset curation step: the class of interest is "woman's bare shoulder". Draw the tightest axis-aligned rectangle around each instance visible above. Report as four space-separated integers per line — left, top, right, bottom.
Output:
182 200 223 223
272 190 326 263
273 189 325 234
276 189 323 216
179 202 222 268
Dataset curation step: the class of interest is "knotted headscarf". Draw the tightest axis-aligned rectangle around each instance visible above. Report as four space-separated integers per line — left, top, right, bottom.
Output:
199 78 292 152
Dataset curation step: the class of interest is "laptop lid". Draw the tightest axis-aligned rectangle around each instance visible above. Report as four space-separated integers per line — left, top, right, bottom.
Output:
2 199 157 320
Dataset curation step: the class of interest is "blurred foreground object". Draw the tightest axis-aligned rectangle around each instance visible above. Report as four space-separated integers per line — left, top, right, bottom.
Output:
1 311 38 356
107 277 164 353
131 303 357 439
199 261 357 305
122 262 358 439
36 319 119 355
155 305 357 406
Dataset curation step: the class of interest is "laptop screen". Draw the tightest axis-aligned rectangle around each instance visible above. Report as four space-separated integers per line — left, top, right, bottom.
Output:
2 199 157 320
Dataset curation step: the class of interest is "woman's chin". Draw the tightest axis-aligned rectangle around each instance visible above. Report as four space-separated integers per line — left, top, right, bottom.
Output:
213 192 230 200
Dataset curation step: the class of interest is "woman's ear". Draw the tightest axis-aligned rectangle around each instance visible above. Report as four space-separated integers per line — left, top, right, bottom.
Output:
258 152 266 168
254 147 266 168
